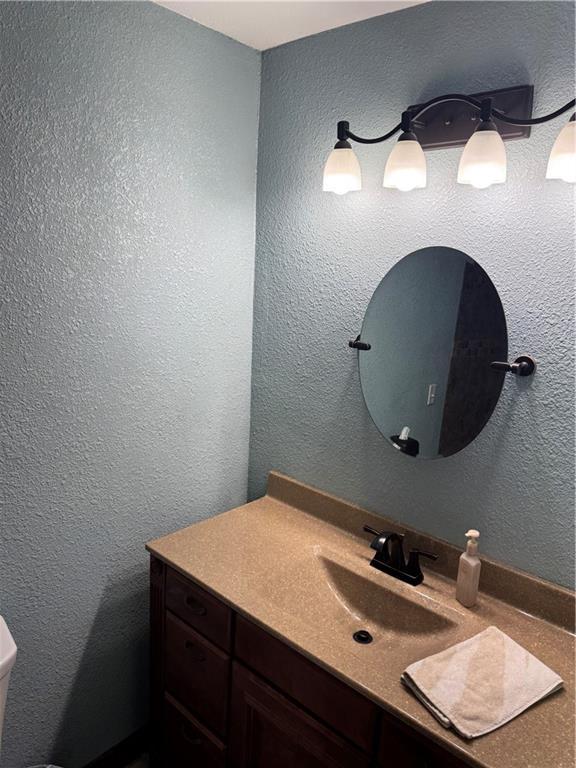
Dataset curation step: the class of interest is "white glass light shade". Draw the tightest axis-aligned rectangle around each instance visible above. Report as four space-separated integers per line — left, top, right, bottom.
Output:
546 120 576 183
457 128 507 188
322 147 361 195
383 138 426 191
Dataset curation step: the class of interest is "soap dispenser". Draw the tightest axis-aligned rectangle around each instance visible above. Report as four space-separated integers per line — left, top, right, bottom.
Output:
456 530 481 608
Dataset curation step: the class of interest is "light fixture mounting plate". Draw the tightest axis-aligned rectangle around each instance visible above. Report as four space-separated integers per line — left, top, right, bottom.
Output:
408 85 534 150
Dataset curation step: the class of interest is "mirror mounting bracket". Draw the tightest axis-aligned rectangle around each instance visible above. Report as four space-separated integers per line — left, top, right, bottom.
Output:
490 355 536 377
348 335 371 351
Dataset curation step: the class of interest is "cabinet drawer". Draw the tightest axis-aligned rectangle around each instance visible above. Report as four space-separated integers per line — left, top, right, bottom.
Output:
235 615 378 752
165 611 229 738
164 693 226 768
166 567 232 651
230 662 371 768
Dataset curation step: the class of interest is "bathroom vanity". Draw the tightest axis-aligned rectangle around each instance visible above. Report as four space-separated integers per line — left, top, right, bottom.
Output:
150 559 467 768
147 473 574 768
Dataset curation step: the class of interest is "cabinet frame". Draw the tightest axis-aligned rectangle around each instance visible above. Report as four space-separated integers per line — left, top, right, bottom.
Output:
150 556 470 768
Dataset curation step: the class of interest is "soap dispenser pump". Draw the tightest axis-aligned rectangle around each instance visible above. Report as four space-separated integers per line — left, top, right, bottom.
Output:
456 530 481 608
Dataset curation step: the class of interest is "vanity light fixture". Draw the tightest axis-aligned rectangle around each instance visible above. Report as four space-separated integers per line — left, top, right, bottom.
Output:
546 113 576 183
322 123 362 195
457 100 507 188
323 86 576 193
383 112 427 191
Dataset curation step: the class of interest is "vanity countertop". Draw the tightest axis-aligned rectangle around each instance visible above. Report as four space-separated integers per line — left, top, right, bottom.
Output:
146 472 575 768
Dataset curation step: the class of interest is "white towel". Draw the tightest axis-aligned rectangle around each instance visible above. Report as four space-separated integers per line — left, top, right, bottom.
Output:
401 626 563 739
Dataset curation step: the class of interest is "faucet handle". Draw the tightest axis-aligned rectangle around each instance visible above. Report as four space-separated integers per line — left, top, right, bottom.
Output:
411 549 438 562
363 524 404 540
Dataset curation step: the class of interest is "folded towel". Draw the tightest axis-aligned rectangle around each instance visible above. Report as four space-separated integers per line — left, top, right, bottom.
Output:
401 626 563 739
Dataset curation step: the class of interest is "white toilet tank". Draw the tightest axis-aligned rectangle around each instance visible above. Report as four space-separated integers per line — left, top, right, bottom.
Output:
0 616 17 755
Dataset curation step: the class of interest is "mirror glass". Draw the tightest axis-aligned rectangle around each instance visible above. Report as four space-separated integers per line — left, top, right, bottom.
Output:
359 247 507 459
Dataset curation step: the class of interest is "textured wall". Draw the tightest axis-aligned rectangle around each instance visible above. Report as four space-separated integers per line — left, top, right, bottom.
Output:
250 1 575 587
0 3 259 766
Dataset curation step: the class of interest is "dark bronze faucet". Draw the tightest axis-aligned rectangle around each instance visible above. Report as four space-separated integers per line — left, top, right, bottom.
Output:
363 525 438 586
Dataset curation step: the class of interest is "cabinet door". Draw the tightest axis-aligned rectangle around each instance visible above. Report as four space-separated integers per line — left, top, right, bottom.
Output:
229 663 371 768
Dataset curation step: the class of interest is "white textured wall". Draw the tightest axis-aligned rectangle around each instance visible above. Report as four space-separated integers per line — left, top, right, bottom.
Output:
250 1 575 587
0 3 260 766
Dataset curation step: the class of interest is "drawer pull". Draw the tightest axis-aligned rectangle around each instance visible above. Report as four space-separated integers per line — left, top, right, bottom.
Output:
185 596 208 616
184 641 206 663
181 725 203 747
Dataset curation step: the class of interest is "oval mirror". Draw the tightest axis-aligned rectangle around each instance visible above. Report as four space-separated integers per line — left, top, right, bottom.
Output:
359 247 507 459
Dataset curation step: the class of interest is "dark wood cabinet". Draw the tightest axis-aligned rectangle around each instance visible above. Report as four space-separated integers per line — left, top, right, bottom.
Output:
165 567 233 652
378 717 437 768
163 694 226 768
164 611 230 738
151 556 470 768
377 712 468 768
229 663 371 768
377 722 422 767
235 614 378 751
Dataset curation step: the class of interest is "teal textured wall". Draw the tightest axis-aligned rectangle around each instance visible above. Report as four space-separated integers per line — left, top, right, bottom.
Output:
0 3 259 766
250 1 575 588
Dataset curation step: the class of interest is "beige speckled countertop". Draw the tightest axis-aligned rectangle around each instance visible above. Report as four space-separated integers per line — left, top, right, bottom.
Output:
147 472 575 768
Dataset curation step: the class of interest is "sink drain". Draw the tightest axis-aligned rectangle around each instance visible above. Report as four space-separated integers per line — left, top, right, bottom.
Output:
353 630 373 644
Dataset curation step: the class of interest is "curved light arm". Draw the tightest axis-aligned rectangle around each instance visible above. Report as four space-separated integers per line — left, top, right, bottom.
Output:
345 122 403 144
337 94 576 144
492 99 575 126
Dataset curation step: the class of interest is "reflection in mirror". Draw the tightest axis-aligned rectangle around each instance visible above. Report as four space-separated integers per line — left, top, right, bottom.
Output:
359 247 507 459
